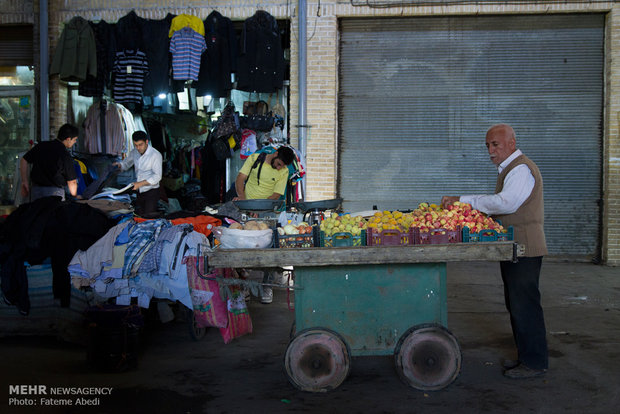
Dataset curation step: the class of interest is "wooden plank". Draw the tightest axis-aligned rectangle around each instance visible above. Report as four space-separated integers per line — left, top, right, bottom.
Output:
205 242 521 268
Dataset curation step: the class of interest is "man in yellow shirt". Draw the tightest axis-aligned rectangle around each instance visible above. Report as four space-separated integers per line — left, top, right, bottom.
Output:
231 146 295 304
233 146 295 201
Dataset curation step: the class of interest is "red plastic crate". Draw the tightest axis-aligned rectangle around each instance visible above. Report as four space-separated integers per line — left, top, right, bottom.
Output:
416 227 462 245
366 227 416 246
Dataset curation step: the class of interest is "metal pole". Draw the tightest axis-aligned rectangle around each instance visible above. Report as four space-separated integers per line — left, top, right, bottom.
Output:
298 0 307 196
40 0 50 140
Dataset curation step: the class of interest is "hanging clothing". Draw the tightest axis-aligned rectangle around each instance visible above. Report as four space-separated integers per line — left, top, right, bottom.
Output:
112 49 150 109
236 11 285 93
138 13 176 96
170 27 207 81
200 143 227 204
169 14 205 38
79 20 117 97
195 11 236 97
83 100 127 155
115 10 142 52
50 16 97 82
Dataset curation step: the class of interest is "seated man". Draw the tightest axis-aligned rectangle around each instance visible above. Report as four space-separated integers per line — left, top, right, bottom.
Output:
232 146 296 201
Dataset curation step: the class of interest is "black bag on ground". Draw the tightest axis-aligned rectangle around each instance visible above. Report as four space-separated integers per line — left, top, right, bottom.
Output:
85 304 144 372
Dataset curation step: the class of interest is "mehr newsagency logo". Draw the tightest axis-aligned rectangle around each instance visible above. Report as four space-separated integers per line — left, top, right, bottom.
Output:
8 384 113 407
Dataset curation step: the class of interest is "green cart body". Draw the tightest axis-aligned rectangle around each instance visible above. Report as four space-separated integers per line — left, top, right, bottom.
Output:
206 242 522 392
294 263 446 356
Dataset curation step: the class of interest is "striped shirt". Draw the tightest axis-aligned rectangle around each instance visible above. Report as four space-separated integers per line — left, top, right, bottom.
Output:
113 50 149 105
170 27 207 81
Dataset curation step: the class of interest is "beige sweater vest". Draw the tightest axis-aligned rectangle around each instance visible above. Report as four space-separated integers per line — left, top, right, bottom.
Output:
493 154 548 257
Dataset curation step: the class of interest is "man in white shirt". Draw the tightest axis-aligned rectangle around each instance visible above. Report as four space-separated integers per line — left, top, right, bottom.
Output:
442 124 548 379
113 131 163 216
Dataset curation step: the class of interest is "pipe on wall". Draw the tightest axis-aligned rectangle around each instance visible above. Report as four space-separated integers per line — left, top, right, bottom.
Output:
298 0 307 195
40 0 49 140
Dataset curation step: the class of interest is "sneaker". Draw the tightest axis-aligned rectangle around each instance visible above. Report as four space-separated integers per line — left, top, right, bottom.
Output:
503 364 546 379
241 286 251 302
261 286 273 304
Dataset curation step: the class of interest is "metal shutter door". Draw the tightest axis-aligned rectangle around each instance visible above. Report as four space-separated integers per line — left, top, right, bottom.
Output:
0 25 34 66
338 14 604 257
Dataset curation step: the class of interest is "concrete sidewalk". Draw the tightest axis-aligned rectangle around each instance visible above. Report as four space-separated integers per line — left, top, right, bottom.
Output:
0 260 619 414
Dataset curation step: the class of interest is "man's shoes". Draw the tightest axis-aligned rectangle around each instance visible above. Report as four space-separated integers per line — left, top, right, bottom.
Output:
503 363 546 379
260 287 273 304
502 359 520 370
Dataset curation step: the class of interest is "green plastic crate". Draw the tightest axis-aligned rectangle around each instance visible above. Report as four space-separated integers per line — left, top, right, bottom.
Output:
320 230 366 247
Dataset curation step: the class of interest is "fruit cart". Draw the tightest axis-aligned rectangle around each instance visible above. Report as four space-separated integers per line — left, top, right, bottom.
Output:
204 241 523 392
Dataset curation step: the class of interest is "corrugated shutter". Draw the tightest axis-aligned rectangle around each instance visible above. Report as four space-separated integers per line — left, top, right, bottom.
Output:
338 14 604 257
0 25 34 66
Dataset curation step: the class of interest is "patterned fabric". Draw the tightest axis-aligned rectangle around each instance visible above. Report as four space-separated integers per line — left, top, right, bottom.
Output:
113 50 150 106
219 268 253 344
185 257 229 329
122 219 171 277
138 224 192 273
170 27 206 81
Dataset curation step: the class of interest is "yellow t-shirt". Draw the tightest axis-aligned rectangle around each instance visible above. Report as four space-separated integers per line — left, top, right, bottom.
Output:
169 14 206 38
240 153 288 199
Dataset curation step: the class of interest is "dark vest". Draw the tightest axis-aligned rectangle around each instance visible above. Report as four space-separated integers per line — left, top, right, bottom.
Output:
493 154 548 257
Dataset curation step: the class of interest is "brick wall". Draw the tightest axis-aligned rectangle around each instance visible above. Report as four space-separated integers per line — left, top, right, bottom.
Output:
45 0 619 264
606 7 620 265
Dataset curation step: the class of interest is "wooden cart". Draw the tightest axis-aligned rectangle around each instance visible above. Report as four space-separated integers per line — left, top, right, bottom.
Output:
205 242 523 392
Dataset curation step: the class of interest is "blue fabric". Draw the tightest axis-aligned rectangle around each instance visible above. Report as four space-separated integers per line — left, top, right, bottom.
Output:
137 224 192 274
115 221 133 245
122 219 171 277
73 162 86 195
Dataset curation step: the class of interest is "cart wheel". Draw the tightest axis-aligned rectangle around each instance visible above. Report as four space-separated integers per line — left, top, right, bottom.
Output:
394 323 461 391
187 310 207 341
284 328 351 392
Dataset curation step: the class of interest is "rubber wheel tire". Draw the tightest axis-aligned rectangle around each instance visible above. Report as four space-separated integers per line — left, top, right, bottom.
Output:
394 323 462 391
187 310 207 341
284 328 351 392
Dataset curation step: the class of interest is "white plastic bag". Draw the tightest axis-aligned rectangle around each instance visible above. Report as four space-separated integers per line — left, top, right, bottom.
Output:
213 226 273 249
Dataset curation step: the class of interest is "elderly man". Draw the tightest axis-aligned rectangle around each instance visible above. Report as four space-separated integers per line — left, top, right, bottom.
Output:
442 123 548 379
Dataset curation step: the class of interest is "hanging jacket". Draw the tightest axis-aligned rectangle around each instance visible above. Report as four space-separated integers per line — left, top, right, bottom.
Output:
195 11 237 97
236 11 285 93
79 20 117 97
50 16 97 82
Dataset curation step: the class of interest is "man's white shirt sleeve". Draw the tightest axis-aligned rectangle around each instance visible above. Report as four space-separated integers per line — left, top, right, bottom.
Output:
135 146 162 192
460 151 535 215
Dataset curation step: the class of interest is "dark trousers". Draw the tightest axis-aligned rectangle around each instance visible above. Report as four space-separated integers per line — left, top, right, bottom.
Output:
135 187 160 216
500 256 548 370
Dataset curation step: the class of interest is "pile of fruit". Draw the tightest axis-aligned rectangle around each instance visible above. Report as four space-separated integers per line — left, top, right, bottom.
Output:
229 220 270 230
410 202 505 234
366 202 505 235
366 210 413 232
320 214 367 237
276 222 314 235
